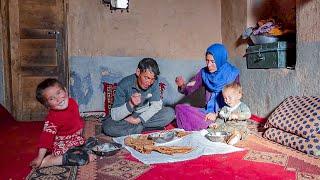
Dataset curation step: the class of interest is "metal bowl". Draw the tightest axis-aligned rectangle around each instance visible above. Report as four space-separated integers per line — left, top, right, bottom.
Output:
147 131 175 143
250 34 279 45
92 142 122 156
205 131 230 143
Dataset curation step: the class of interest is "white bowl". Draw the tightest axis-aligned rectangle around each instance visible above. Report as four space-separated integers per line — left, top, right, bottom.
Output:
205 131 230 143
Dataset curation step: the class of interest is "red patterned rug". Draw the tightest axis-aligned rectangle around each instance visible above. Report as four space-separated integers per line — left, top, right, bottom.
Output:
27 117 320 180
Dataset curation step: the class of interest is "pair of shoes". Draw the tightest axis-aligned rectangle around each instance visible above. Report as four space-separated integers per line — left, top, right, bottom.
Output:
227 132 241 145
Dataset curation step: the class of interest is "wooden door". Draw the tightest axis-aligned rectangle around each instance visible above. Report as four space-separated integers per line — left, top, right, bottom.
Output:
8 0 67 121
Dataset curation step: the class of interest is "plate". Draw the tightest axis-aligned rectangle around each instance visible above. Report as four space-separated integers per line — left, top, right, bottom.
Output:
92 142 122 156
147 131 178 144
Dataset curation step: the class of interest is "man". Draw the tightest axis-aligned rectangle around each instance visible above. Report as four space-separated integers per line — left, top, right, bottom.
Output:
102 58 175 137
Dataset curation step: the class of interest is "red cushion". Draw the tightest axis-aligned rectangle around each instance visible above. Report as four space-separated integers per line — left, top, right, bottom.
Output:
103 82 118 116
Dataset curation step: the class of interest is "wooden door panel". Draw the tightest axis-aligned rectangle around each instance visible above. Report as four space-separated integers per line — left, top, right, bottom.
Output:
19 66 58 76
20 48 57 66
19 0 57 6
19 1 57 29
9 0 66 121
20 29 56 39
20 39 56 48
21 76 56 120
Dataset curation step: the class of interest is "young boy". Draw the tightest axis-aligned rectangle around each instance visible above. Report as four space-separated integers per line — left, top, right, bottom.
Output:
208 82 251 145
30 78 96 168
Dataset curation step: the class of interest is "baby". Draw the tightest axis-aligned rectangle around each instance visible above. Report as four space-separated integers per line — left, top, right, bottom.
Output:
208 82 251 145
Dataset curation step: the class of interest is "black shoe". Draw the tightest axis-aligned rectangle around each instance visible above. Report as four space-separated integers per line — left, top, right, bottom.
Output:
62 147 89 166
83 137 99 151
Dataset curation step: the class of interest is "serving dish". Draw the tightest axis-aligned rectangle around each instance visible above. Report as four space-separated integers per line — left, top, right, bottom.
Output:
147 131 176 144
205 131 230 143
92 142 122 156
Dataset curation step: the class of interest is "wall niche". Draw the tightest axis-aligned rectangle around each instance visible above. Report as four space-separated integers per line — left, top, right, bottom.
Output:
246 0 296 69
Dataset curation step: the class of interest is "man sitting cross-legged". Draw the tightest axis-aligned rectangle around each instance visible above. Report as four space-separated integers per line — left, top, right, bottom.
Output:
102 58 175 137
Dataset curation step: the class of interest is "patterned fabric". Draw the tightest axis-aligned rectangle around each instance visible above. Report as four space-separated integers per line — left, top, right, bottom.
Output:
159 82 166 99
263 96 320 156
103 81 166 116
103 82 118 116
38 98 85 153
53 129 85 156
27 166 77 179
43 121 57 135
264 127 319 156
42 121 84 156
27 117 320 179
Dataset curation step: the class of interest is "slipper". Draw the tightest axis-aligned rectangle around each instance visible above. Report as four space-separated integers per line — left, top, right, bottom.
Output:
84 137 99 151
62 147 89 166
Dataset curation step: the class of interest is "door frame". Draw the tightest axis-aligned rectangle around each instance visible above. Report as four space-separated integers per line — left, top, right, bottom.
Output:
0 0 12 112
0 0 69 115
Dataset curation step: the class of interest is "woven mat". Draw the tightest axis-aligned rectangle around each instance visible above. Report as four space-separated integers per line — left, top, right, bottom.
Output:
27 116 320 180
27 116 151 180
237 135 320 179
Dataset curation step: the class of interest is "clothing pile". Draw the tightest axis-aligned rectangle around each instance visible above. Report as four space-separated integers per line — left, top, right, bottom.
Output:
242 18 295 44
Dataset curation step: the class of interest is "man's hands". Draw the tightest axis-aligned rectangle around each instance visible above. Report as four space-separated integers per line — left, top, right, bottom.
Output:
127 93 143 124
129 93 141 108
125 116 141 124
205 112 218 121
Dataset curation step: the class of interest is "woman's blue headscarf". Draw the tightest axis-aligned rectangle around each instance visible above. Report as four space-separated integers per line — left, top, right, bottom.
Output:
201 43 240 113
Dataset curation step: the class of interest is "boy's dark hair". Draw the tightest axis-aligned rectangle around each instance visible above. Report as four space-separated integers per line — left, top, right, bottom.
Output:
137 58 160 78
36 78 65 107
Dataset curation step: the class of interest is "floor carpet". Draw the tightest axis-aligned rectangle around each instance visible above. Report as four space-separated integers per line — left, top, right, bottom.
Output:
0 104 43 180
27 116 320 180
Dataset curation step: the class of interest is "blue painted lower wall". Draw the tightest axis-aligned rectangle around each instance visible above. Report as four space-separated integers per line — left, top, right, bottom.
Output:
70 56 204 112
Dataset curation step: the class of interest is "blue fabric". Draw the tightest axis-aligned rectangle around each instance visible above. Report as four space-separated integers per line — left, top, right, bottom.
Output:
201 43 240 113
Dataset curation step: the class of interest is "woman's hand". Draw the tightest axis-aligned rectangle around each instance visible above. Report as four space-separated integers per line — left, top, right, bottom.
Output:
205 113 218 121
175 76 186 88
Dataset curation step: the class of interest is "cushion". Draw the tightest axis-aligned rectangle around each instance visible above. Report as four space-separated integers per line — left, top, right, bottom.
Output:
103 81 167 116
264 127 319 156
263 96 320 156
103 82 118 116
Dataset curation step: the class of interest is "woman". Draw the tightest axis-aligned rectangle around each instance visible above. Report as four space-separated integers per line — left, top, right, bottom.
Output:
175 43 240 131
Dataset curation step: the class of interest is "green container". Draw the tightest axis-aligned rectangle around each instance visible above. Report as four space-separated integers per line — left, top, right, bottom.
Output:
245 41 296 69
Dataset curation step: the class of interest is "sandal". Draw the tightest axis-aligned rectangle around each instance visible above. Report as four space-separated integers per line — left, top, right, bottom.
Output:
83 137 99 151
62 147 89 166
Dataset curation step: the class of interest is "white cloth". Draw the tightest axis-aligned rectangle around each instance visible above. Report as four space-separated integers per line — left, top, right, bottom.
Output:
113 129 243 164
